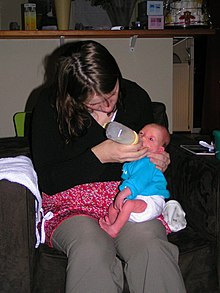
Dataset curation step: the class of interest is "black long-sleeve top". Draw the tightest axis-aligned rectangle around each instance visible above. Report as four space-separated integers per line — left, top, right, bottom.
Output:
31 79 154 195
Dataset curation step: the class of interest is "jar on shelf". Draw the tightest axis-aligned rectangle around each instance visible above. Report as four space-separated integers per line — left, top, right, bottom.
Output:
23 3 37 30
164 0 211 27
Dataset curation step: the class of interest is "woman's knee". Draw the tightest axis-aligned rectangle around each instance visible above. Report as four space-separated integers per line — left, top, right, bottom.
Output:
52 216 117 263
72 233 117 265
115 219 167 259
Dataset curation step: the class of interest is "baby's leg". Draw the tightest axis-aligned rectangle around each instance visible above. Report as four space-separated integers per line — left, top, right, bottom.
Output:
100 199 147 238
99 203 119 229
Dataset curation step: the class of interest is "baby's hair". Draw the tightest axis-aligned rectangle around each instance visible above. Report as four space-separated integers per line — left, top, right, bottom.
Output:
148 123 170 148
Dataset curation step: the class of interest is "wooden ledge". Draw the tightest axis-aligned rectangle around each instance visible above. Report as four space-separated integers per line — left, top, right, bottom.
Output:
0 29 216 39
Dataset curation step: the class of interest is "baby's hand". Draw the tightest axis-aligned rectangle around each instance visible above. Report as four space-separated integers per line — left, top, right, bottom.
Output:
113 196 124 211
114 187 131 210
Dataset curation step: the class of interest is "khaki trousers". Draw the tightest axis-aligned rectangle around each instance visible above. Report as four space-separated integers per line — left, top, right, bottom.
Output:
52 216 186 293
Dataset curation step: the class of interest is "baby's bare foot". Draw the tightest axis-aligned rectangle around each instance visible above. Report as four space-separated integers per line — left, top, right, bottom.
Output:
104 215 111 225
99 218 118 238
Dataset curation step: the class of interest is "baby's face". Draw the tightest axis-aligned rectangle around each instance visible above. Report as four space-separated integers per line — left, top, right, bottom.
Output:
138 125 164 153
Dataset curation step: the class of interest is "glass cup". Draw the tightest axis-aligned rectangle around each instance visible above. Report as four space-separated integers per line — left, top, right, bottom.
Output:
55 0 71 30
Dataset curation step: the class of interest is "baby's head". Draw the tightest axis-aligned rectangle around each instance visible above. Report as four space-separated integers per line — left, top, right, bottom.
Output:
138 123 170 153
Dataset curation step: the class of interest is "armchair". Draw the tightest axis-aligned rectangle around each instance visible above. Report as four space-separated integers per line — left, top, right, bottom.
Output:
0 102 219 293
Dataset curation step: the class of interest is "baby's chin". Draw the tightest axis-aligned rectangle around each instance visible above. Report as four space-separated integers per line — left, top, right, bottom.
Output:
141 143 158 153
146 147 158 153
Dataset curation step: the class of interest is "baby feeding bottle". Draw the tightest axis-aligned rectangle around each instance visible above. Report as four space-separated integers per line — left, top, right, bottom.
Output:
105 121 139 145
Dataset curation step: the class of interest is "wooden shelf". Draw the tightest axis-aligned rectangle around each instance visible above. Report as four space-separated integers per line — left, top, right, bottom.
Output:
0 29 216 39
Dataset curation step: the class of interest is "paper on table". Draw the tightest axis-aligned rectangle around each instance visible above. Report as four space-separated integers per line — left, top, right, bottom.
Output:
180 144 215 156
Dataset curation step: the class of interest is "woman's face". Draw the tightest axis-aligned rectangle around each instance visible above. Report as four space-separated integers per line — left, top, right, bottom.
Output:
85 80 119 114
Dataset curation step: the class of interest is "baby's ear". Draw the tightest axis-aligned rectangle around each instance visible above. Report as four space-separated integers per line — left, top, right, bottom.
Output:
158 146 165 153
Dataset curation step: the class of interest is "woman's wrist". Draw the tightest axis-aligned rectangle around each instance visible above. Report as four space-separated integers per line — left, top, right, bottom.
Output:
91 143 106 163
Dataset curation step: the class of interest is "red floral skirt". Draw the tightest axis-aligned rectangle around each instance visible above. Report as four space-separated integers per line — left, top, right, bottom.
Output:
42 181 120 246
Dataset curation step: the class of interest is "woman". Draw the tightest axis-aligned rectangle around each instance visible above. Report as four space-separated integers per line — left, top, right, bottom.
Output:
31 40 186 293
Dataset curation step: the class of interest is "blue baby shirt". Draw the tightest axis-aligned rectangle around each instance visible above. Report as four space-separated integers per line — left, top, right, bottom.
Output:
119 157 170 200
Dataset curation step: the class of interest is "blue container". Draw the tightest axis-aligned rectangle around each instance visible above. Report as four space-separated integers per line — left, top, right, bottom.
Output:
213 130 220 160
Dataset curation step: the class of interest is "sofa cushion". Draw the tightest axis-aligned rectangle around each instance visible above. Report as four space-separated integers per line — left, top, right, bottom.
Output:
32 244 67 293
169 227 218 293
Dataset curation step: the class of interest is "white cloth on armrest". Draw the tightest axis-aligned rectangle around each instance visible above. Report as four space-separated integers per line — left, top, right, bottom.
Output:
0 155 42 247
162 200 187 232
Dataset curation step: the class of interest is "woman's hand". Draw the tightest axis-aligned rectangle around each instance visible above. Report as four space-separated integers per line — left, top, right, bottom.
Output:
91 139 148 164
146 150 170 173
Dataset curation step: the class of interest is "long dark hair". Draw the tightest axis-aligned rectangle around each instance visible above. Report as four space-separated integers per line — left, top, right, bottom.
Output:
54 40 122 142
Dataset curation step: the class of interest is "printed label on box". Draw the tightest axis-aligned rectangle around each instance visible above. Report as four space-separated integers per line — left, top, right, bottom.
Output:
148 15 164 29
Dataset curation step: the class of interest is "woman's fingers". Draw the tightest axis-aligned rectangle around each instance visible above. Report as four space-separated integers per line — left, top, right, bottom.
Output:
146 151 171 172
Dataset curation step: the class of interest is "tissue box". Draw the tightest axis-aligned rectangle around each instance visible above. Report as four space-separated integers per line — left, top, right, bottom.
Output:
148 15 164 29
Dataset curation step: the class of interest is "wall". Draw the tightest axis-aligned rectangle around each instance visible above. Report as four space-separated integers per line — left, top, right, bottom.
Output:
0 37 172 137
0 39 59 138
0 0 26 30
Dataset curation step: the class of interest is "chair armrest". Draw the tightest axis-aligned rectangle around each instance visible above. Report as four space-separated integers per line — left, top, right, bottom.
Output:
152 101 169 129
0 180 35 293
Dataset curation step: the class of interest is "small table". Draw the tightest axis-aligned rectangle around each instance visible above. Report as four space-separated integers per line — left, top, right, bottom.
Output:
168 133 220 286
169 133 220 168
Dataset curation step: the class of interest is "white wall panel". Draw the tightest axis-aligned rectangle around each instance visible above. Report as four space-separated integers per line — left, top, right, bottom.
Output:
0 37 173 137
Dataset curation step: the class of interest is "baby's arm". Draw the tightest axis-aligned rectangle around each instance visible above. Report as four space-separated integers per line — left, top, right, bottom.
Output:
120 158 154 200
114 187 131 211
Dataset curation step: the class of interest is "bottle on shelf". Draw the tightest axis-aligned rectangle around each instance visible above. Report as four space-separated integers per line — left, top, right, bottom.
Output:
23 3 36 30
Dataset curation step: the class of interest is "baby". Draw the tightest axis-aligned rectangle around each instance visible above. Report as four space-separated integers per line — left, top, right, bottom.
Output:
99 123 171 238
